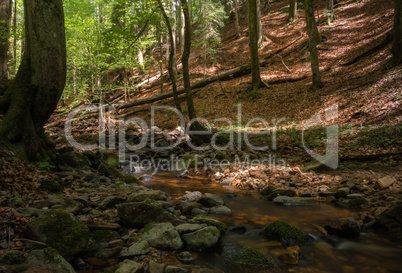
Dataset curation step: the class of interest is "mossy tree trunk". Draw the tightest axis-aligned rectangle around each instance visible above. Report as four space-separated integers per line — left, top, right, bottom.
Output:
157 0 182 112
0 0 66 161
248 0 261 96
304 0 323 89
392 0 402 66
289 0 298 22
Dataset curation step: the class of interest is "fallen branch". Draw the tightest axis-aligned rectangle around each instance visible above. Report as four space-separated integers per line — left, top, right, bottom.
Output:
275 54 291 73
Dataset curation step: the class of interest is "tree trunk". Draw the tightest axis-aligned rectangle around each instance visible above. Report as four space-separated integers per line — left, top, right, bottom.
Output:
392 0 402 66
0 0 11 80
179 1 185 54
0 0 66 161
289 0 298 22
12 0 16 75
158 19 164 94
234 0 241 38
326 0 334 24
304 0 323 89
256 0 263 47
248 0 261 96
180 0 205 134
157 0 182 111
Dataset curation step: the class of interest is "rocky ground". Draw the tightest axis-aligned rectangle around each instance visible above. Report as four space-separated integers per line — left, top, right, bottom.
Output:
1 139 402 273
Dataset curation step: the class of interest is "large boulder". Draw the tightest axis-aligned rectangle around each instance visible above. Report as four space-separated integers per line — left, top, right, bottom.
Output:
117 199 177 228
127 190 166 202
181 226 220 251
378 205 402 243
200 193 224 207
27 209 89 261
262 220 308 246
324 217 361 238
119 240 150 259
141 223 183 250
26 248 75 273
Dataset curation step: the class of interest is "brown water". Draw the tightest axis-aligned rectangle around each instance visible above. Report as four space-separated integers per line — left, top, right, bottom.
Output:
144 172 402 273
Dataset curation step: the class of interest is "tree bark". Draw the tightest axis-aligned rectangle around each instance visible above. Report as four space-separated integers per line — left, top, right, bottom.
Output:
0 0 11 80
156 0 182 111
326 0 334 24
256 0 263 47
289 0 298 22
248 0 261 96
234 0 241 38
0 0 66 160
392 0 402 65
179 1 185 54
304 0 323 89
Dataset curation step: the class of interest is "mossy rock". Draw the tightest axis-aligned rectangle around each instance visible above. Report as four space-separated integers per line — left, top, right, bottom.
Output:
238 247 280 268
0 250 26 265
262 220 307 246
264 190 296 201
27 209 90 261
123 174 141 184
378 205 402 243
189 215 228 234
101 152 120 167
10 264 28 273
261 185 278 196
41 179 62 193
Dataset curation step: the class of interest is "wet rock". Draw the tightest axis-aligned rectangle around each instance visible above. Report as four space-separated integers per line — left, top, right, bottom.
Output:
199 193 224 207
269 245 301 265
27 209 89 261
347 193 365 199
27 248 75 273
189 215 228 234
221 244 280 269
182 226 220 251
181 191 202 202
262 220 308 246
119 240 150 259
263 190 296 201
210 206 232 215
165 265 191 273
141 222 183 250
117 199 177 228
272 196 317 206
47 195 84 215
191 208 208 216
177 251 195 264
176 224 205 234
324 217 361 238
378 205 402 242
333 189 348 199
58 151 91 169
300 191 312 197
127 190 166 202
115 259 143 273
182 202 202 215
16 207 44 217
98 196 122 210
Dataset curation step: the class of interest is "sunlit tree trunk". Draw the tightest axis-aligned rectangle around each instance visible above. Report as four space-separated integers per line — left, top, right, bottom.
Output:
234 0 241 38
326 0 334 24
305 0 323 89
179 1 185 54
392 0 402 65
0 0 66 161
248 0 261 96
289 0 298 22
256 0 263 47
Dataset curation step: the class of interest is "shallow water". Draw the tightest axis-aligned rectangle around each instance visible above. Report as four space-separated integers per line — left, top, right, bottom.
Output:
144 171 402 273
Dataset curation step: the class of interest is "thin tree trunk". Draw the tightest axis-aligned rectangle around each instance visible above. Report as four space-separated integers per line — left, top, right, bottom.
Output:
392 0 402 65
157 0 182 111
137 45 145 75
256 0 263 47
234 0 241 38
326 0 334 24
289 0 298 22
12 0 16 75
0 0 66 160
248 0 261 96
179 1 185 54
305 0 323 89
158 20 164 93
0 0 11 80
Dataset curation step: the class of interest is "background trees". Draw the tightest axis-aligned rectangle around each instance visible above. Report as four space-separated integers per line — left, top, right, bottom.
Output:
392 0 402 65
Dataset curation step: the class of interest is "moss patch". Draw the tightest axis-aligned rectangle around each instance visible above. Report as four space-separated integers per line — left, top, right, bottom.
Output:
0 250 26 265
262 220 307 246
264 190 296 201
261 185 278 196
239 247 280 268
41 179 62 193
191 215 228 234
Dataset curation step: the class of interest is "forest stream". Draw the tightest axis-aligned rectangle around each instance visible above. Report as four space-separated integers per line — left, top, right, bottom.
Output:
138 171 402 273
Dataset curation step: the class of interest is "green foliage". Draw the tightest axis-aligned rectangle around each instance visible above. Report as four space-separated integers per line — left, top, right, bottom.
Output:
8 196 24 207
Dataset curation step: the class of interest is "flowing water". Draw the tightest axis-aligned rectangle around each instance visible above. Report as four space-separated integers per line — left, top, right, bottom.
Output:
142 171 402 273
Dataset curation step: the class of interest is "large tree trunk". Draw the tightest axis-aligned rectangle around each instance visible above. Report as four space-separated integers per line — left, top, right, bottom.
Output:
248 0 261 96
0 0 11 80
392 0 402 65
157 0 182 111
0 0 66 160
289 0 298 22
304 0 323 89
